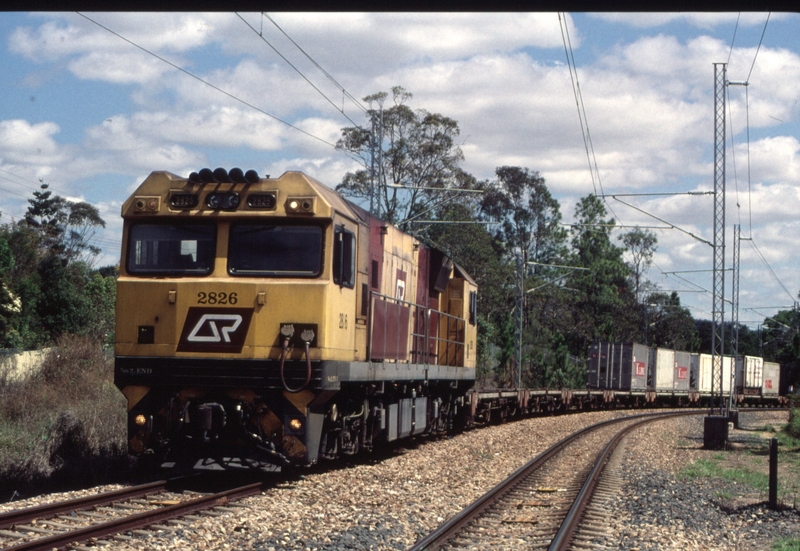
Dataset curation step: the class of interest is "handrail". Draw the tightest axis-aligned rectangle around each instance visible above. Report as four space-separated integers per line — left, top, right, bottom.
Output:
368 291 466 366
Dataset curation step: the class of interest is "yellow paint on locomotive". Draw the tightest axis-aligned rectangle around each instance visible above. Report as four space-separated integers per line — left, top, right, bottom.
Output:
116 171 365 363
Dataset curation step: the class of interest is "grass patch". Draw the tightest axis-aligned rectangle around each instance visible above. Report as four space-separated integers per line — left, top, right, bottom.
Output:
773 537 800 551
0 335 130 499
681 457 769 491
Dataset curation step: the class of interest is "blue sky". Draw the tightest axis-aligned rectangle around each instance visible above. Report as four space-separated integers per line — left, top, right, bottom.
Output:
1 12 798 328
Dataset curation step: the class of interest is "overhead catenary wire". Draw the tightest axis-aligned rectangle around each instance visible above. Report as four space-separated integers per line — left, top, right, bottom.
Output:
746 12 771 84
748 239 795 302
235 12 363 128
559 14 600 199
76 12 339 151
726 13 741 66
261 13 368 116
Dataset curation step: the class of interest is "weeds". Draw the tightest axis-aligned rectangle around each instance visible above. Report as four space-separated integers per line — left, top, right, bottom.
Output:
788 396 800 440
0 335 129 500
681 457 769 491
773 537 800 551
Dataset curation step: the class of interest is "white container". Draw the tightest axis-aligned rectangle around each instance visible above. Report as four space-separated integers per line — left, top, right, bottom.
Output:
649 348 675 391
734 355 764 392
763 361 780 396
674 351 691 391
698 353 732 394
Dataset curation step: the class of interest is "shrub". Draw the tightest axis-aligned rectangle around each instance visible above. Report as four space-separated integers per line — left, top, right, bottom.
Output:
0 335 129 498
786 393 800 439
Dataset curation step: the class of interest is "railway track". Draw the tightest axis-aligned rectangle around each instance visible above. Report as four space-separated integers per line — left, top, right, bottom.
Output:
0 478 263 551
409 410 703 551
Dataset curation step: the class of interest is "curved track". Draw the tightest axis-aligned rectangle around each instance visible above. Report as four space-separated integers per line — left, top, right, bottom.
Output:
409 410 703 551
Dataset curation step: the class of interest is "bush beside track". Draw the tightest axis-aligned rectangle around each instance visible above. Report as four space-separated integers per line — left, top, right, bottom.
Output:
0 335 130 499
789 393 800 439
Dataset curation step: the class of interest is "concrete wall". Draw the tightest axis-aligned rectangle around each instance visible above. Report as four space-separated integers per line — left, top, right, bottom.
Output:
0 348 52 383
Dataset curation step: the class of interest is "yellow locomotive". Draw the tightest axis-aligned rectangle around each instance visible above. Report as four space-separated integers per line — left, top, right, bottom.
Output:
115 168 477 470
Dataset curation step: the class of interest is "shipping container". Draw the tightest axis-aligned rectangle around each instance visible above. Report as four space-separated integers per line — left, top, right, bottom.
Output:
587 342 648 391
697 353 732 394
689 353 699 391
674 351 691 391
587 342 613 389
734 355 764 394
763 361 780 397
648 348 675 391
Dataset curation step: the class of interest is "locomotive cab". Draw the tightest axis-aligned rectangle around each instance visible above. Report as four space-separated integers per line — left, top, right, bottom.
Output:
115 169 476 471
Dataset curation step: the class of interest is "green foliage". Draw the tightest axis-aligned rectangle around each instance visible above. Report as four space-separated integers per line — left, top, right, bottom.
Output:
772 538 800 551
480 166 567 267
788 394 800 440
567 195 637 351
619 226 657 304
0 184 114 349
645 291 700 351
680 457 769 490
336 86 467 228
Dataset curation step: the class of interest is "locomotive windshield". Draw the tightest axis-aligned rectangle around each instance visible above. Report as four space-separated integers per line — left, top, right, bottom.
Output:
127 223 215 275
228 224 323 277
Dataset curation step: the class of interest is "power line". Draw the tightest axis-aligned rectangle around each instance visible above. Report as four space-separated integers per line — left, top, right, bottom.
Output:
558 13 596 197
0 168 74 198
746 12 771 84
748 238 795 302
76 12 338 150
235 13 362 128
726 13 741 66
261 13 367 116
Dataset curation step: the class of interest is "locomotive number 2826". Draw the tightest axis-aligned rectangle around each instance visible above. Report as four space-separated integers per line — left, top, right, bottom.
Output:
197 291 238 305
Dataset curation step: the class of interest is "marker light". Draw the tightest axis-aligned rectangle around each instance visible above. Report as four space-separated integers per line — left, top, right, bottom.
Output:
288 418 303 431
134 196 161 212
286 197 315 214
134 414 147 426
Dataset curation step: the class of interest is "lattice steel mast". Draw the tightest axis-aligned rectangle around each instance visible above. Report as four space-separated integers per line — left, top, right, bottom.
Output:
729 223 740 411
711 63 727 416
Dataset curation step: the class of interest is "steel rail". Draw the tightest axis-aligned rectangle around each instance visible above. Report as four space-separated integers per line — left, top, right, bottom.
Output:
548 410 696 550
1 482 263 551
407 410 701 551
0 480 168 530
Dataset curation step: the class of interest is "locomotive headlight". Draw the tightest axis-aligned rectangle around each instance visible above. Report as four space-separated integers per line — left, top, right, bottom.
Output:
134 414 148 426
206 192 240 210
207 194 221 209
289 200 299 210
288 418 303 431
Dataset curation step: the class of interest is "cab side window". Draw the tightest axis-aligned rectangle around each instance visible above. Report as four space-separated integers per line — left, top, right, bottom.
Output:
333 226 356 288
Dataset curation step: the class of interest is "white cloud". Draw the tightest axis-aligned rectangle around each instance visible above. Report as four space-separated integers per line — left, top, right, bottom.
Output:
0 119 66 166
590 12 781 30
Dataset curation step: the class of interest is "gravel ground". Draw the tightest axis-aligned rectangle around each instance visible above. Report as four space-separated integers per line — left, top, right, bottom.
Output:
608 410 800 551
2 409 797 550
